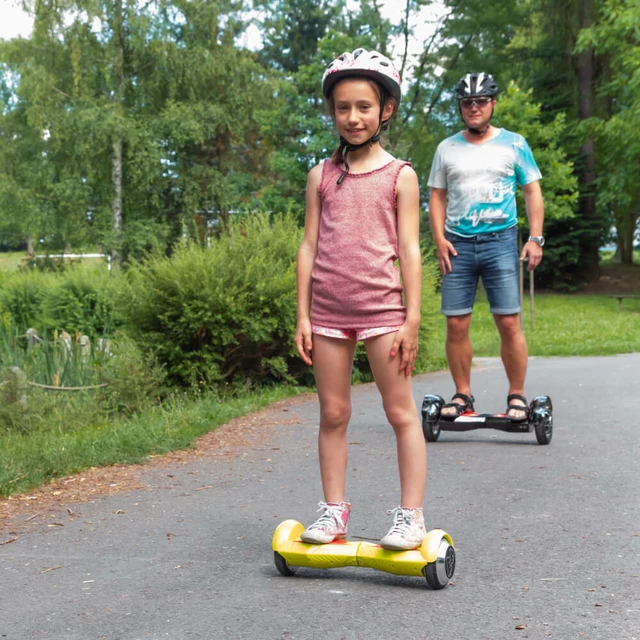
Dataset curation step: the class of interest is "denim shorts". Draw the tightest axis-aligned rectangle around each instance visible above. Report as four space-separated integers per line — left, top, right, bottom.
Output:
441 226 520 316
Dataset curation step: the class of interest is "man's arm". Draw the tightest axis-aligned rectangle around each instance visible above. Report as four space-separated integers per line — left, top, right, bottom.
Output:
429 187 457 274
520 180 544 271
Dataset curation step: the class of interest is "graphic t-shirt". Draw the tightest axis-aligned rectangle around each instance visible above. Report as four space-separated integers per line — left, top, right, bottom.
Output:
428 129 542 237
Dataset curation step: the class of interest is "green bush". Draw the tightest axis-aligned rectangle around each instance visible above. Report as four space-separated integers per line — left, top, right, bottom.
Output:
0 266 121 336
122 213 303 387
42 268 120 336
0 270 48 329
415 252 446 372
98 333 169 416
123 213 445 388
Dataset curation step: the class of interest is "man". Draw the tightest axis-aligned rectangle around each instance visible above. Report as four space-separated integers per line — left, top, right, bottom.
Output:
428 72 545 419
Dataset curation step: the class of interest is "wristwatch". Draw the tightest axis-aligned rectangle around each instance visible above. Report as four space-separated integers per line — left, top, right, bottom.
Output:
528 236 545 247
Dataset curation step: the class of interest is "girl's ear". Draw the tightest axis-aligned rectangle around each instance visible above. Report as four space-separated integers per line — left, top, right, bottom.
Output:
382 98 396 122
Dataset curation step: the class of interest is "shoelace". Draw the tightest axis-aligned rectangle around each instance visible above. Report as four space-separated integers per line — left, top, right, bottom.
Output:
385 506 412 536
308 501 343 530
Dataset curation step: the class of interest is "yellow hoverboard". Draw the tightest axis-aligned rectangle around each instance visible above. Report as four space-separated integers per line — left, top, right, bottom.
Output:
272 520 455 589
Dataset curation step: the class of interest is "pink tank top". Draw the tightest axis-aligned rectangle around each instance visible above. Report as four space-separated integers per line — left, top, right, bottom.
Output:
311 158 410 329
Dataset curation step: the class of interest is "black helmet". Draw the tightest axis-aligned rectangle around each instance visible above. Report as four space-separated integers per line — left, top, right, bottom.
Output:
455 72 499 100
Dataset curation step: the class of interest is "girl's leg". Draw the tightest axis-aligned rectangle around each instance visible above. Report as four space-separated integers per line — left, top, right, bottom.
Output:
364 331 426 507
312 333 357 503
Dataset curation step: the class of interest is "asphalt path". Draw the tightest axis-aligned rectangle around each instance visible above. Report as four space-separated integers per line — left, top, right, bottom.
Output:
1 355 639 640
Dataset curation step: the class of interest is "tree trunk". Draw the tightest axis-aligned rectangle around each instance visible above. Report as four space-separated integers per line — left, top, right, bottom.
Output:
111 0 125 266
576 0 600 280
111 137 123 264
616 205 636 265
26 236 34 255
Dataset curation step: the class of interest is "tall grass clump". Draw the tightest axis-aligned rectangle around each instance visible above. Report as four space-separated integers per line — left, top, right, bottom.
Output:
0 318 167 435
122 213 304 388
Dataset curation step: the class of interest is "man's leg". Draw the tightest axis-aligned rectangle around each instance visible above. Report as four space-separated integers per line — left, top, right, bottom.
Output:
481 227 527 418
440 233 478 417
441 314 474 416
493 313 528 419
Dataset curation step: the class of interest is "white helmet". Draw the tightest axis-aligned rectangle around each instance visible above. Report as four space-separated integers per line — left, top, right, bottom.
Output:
321 48 402 103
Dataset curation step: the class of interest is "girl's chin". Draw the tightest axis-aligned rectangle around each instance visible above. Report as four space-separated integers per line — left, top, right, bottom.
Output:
343 132 367 143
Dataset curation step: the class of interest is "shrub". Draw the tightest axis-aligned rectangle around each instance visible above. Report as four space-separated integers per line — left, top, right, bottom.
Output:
0 270 49 329
0 266 122 336
415 252 446 372
99 334 169 416
42 268 121 336
122 213 303 387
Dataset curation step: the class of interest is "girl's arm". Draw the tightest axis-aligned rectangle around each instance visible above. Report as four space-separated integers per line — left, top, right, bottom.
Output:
392 164 422 376
295 163 323 365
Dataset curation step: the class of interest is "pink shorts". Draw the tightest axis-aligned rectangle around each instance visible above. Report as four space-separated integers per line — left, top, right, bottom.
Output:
311 324 402 342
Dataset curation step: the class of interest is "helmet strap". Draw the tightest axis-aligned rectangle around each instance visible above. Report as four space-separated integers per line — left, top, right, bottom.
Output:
467 125 490 135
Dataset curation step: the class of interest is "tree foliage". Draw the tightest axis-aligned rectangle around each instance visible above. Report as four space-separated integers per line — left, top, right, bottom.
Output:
576 0 640 264
0 0 634 279
0 0 279 259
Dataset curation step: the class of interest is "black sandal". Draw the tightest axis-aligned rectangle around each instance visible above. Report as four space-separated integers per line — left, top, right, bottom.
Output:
441 393 475 417
506 394 529 421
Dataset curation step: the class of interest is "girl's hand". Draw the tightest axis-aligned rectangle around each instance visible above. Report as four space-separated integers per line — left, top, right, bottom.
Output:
295 318 313 365
389 322 419 376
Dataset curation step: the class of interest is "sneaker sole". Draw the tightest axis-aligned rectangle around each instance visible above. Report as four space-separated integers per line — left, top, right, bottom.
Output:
379 539 421 551
300 533 347 544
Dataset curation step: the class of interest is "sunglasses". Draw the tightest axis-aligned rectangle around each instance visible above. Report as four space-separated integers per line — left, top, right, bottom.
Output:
460 97 493 109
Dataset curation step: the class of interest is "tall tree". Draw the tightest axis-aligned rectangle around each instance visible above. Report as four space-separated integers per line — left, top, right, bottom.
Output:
256 0 346 71
576 0 639 265
576 0 600 278
428 0 610 285
0 0 279 259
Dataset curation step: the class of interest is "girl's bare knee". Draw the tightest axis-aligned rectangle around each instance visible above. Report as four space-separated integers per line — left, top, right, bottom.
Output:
320 403 352 430
383 405 417 432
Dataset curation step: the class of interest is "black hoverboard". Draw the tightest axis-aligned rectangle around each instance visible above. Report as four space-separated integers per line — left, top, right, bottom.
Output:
421 394 553 445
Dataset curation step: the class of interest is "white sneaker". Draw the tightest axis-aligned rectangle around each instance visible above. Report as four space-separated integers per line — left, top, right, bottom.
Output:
300 501 351 544
379 506 426 550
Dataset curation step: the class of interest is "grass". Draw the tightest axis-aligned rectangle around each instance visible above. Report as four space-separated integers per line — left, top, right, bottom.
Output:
430 292 640 358
599 248 640 264
0 250 110 273
2 291 639 498
0 385 304 497
0 252 29 270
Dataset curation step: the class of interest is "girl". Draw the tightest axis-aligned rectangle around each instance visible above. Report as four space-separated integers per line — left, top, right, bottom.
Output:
294 48 427 550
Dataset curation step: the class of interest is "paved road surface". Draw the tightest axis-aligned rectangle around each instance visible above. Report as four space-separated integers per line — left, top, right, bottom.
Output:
1 355 639 640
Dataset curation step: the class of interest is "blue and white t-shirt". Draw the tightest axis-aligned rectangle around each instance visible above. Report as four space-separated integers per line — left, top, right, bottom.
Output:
428 129 542 237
